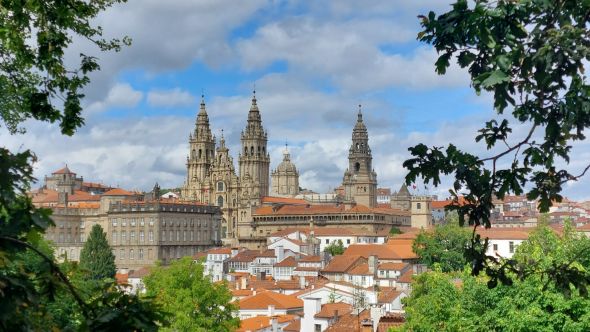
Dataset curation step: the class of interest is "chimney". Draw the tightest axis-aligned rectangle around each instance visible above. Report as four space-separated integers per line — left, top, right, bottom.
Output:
275 245 285 263
299 275 306 289
271 316 278 332
241 277 247 290
368 255 378 275
268 304 275 317
333 309 339 323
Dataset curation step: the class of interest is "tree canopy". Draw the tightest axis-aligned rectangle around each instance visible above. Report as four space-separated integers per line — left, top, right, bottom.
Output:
143 257 240 332
325 239 345 256
413 216 471 272
399 225 590 331
405 0 590 288
79 224 117 280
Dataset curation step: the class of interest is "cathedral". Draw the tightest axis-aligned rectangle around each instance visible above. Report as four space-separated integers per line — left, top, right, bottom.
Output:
181 92 384 245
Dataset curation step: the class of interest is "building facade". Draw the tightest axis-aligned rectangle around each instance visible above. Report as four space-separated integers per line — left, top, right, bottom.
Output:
271 146 299 197
181 93 270 244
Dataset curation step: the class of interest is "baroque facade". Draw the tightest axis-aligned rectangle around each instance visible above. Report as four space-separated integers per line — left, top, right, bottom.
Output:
181 93 272 243
271 145 299 197
33 168 222 269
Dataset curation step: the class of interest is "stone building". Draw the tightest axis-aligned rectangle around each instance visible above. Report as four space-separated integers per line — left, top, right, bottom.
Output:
390 185 433 228
181 92 271 244
271 145 300 197
34 169 222 269
341 106 378 208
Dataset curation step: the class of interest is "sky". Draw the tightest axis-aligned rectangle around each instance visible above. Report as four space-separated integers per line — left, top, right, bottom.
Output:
3 0 590 201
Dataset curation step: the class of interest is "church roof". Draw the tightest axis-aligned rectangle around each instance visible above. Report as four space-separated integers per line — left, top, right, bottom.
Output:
52 165 74 174
103 188 135 196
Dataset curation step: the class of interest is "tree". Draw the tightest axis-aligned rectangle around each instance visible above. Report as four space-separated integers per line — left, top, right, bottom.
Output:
412 219 471 272
0 1 164 330
80 224 116 280
143 257 239 332
389 226 402 235
405 0 590 289
325 239 345 256
398 225 590 331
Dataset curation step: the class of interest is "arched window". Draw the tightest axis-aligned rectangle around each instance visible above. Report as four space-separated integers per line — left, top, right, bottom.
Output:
192 149 196 158
217 181 224 192
417 202 421 209
244 147 248 155
356 143 360 149
217 196 224 207
198 149 202 158
354 162 360 172
250 146 254 155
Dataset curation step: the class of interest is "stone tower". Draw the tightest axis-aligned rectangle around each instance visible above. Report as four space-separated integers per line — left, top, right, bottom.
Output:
238 91 270 200
209 131 240 239
391 184 411 211
410 195 433 228
271 144 300 196
183 95 215 203
342 105 378 207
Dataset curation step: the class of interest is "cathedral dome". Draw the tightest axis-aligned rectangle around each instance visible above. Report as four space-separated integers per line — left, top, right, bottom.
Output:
276 147 297 173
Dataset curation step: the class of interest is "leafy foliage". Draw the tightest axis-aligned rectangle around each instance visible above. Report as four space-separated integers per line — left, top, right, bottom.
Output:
143 257 239 332
407 0 590 289
0 0 167 330
79 224 116 280
413 218 471 272
389 226 402 235
398 226 590 331
0 0 130 135
325 239 345 256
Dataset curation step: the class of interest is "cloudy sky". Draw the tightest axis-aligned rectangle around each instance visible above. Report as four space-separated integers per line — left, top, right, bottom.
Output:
3 0 590 200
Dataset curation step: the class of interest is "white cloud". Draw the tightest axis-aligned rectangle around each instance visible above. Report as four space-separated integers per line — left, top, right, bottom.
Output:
147 88 196 108
85 83 143 114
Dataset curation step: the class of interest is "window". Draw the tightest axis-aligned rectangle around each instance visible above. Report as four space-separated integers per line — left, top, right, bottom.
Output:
112 232 117 244
140 218 145 226
129 249 134 260
217 196 224 207
417 203 422 209
315 323 322 332
112 218 117 227
149 230 154 242
130 231 136 243
325 239 329 244
217 181 224 192
131 218 136 226
169 230 173 241
119 249 125 260
140 230 145 243
121 231 127 243
122 218 127 226
80 234 85 243
493 244 498 251
183 231 187 242
347 239 351 244
138 249 144 260
190 231 194 241
149 218 154 226
509 241 515 254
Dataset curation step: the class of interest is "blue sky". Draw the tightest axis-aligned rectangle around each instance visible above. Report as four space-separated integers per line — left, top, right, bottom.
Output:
3 0 589 200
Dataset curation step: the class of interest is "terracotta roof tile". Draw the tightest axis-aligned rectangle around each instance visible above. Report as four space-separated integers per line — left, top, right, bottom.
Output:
348 263 372 275
324 309 370 332
299 255 322 262
322 255 365 273
237 314 298 332
398 269 414 283
103 188 135 196
52 166 74 174
314 302 352 319
378 262 409 271
283 319 300 332
129 267 151 279
275 256 297 267
343 244 402 260
378 288 403 303
239 291 303 310
261 196 308 205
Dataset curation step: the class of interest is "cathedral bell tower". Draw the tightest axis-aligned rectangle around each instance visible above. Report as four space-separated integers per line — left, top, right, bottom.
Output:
183 95 216 201
342 105 378 207
239 91 270 200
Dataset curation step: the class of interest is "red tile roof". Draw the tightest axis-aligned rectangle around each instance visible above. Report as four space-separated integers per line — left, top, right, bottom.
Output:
261 196 308 205
322 255 365 273
239 291 303 310
103 188 135 196
378 262 408 271
237 314 298 332
343 244 402 260
275 256 297 268
314 302 352 319
52 166 74 174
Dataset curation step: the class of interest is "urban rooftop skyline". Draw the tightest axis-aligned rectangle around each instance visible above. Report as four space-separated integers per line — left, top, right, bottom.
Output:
4 0 589 200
